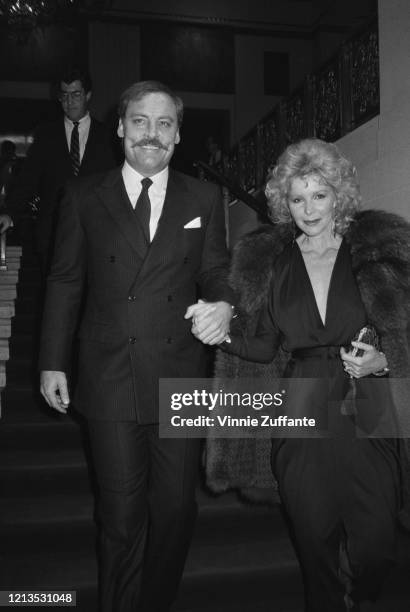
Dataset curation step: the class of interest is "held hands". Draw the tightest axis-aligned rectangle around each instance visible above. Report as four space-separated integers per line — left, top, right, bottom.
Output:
184 299 233 345
40 370 70 414
340 341 388 378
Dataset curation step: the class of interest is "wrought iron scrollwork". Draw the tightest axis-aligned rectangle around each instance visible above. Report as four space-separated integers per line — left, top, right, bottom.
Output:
238 131 257 192
350 26 380 126
284 89 305 144
259 111 279 181
314 60 341 141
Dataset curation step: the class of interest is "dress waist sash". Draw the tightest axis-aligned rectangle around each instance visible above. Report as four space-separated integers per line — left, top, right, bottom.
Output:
291 346 342 360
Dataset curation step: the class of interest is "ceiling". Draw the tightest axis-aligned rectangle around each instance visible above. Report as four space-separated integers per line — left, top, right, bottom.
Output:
86 0 378 36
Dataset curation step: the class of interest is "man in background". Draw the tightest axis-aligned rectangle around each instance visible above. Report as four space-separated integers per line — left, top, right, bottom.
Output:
0 66 116 272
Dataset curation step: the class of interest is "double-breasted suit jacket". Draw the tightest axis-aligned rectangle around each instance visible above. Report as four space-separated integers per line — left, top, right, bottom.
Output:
39 167 234 423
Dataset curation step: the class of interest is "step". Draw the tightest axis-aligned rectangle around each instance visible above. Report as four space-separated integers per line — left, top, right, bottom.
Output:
9 332 37 357
0 549 98 592
6 362 36 388
178 566 303 611
0 552 303 611
14 298 42 315
18 268 42 283
0 271 19 283
2 495 94 530
0 493 282 556
0 319 12 335
0 362 5 387
1 387 58 422
1 492 409 612
6 357 36 384
11 313 38 333
16 284 42 300
0 488 277 537
0 303 15 317
6 246 23 256
0 338 9 359
0 445 87 471
0 420 84 452
0 462 92 497
0 286 17 299
0 260 20 272
0 515 298 589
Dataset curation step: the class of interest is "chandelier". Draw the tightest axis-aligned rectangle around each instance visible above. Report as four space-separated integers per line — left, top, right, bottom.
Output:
0 1 82 40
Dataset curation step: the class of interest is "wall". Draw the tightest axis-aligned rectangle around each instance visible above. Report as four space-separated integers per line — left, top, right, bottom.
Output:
234 34 312 140
88 22 141 122
109 0 315 29
337 0 410 220
88 23 313 145
0 20 313 148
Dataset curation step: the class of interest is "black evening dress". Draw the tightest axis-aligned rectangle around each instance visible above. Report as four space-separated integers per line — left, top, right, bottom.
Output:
225 239 400 612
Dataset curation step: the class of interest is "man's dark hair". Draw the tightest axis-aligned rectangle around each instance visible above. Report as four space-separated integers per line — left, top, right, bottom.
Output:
58 66 92 93
118 80 184 126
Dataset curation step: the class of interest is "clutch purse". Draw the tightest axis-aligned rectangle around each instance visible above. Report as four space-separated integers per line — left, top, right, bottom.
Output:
341 324 380 416
349 325 380 357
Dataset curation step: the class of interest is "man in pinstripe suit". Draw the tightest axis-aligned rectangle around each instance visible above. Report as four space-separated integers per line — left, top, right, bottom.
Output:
39 81 235 612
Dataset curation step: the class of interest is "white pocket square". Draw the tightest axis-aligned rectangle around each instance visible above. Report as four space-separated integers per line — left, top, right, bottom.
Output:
184 217 201 229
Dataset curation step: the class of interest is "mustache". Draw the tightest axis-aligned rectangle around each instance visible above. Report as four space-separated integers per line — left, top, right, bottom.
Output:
131 138 168 150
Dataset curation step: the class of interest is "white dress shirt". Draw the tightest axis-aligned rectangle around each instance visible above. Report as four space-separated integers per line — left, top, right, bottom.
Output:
122 161 168 241
64 112 91 163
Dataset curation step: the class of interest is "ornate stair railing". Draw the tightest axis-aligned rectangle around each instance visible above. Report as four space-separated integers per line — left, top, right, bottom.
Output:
195 160 269 221
195 160 270 247
203 17 379 198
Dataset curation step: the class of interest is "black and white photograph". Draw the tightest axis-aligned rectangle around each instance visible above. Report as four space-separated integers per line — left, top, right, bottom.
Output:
0 1 409 611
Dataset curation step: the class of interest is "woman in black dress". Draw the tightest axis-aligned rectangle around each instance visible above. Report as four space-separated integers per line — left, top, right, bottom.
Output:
188 138 406 611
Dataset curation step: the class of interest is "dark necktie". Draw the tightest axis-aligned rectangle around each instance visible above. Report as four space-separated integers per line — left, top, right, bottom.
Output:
70 121 80 176
135 177 152 248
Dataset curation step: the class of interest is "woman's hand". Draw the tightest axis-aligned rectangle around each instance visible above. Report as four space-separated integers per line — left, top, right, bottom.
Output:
340 342 388 378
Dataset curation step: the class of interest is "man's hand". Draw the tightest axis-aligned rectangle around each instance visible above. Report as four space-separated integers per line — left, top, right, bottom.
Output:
185 299 233 345
40 370 70 414
0 214 12 234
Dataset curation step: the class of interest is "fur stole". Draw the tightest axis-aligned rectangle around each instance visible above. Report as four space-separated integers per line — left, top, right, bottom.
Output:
206 210 410 523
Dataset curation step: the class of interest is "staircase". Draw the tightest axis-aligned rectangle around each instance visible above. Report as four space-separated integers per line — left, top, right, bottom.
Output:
0 241 22 413
1 238 410 612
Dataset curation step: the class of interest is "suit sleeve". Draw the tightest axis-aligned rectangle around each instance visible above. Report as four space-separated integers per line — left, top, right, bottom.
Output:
38 184 86 372
221 288 281 363
197 184 236 305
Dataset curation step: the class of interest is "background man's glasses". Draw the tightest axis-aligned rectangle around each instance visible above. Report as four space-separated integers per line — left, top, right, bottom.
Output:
59 91 84 102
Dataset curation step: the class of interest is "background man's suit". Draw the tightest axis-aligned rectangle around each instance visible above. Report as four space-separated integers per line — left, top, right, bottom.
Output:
39 166 234 610
7 117 115 267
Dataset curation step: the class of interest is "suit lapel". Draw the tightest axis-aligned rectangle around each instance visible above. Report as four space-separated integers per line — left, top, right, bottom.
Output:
95 168 194 282
95 168 147 261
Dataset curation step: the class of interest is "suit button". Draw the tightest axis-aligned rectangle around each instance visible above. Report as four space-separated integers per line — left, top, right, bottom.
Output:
129 337 136 344
167 295 172 302
128 295 136 301
183 257 189 263
166 337 172 344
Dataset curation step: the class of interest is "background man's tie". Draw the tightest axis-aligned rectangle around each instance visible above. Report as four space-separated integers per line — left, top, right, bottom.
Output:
70 121 80 176
135 177 152 253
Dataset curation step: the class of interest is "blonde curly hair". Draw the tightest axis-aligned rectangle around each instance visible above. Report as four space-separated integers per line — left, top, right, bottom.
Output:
265 138 361 235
